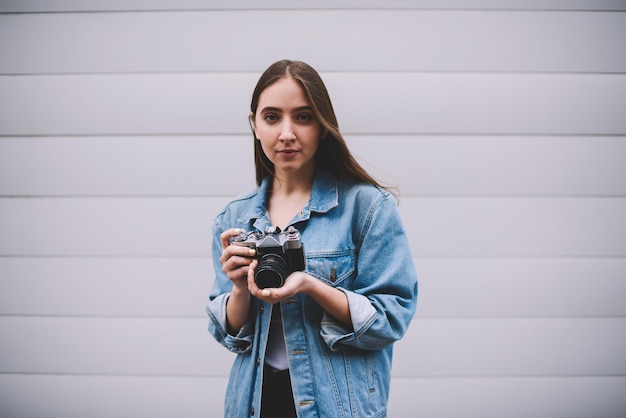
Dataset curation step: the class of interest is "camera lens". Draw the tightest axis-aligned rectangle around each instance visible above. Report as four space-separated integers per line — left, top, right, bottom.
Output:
255 253 287 289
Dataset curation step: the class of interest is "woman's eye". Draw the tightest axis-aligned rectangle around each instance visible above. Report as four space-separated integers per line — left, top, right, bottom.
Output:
263 114 278 122
297 113 314 122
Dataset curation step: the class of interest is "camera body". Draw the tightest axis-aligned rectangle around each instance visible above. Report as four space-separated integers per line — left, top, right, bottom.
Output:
231 226 305 289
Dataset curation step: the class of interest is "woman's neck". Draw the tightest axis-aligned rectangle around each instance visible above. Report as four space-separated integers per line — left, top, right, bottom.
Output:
267 169 315 230
271 165 315 196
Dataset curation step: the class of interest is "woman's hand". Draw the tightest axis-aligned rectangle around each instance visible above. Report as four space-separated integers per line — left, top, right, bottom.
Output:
219 228 256 291
220 228 257 335
249 267 353 330
248 269 311 304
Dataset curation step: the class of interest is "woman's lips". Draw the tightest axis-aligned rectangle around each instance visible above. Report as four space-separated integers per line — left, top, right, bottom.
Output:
278 149 298 157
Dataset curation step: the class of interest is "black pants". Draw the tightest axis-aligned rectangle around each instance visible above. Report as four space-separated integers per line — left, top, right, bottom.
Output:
261 367 297 418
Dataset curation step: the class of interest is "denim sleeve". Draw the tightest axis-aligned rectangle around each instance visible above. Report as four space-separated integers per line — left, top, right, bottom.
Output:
206 217 255 353
320 192 418 351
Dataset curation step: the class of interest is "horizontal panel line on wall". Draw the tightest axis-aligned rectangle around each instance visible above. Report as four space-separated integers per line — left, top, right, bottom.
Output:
2 0 626 13
4 70 625 76
0 254 622 261
0 371 230 379
0 314 207 320
0 254 211 260
3 70 626 76
2 131 626 138
2 254 624 260
3 196 626 200
1 71 626 80
2 195 626 199
3 6 626 13
2 132 626 137
1 371 625 380
2 314 624 321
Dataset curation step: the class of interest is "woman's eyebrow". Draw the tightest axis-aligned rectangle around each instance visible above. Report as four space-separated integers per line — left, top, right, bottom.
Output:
259 106 282 114
259 105 313 113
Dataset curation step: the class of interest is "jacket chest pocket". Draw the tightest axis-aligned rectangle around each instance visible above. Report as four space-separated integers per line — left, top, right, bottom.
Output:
305 251 356 287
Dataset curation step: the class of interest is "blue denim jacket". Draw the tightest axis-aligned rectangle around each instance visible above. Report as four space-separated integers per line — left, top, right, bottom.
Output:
207 170 418 417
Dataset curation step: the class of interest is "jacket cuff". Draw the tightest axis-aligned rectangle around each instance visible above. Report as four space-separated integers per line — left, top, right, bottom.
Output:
206 293 254 353
319 289 377 351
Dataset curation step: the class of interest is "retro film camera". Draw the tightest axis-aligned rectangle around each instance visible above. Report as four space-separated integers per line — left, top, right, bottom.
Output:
231 226 305 289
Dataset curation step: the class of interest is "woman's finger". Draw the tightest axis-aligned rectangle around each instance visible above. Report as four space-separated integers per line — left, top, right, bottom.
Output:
220 228 244 250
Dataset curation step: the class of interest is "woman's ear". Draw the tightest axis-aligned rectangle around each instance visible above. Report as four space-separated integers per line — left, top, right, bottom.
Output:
248 112 258 139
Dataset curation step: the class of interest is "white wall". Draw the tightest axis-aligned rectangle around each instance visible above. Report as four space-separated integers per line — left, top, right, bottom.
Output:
1 1 625 417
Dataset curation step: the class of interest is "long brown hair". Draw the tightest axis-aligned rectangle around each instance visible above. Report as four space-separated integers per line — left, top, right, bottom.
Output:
250 60 385 190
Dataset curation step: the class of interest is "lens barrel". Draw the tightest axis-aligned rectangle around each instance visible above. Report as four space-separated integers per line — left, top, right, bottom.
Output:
255 253 287 289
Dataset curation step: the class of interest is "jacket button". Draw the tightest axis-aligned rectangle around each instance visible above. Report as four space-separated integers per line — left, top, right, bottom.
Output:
250 407 255 415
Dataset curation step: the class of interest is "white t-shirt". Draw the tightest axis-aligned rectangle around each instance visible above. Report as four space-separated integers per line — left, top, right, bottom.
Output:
264 304 289 371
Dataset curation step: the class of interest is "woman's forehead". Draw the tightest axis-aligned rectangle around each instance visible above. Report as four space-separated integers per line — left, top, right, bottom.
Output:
258 77 310 108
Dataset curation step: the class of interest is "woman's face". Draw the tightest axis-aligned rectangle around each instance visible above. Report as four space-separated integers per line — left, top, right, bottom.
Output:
252 76 323 180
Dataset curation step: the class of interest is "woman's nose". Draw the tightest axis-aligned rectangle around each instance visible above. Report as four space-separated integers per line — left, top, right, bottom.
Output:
278 121 296 141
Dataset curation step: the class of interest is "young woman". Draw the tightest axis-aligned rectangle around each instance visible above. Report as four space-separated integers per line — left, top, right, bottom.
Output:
207 60 418 417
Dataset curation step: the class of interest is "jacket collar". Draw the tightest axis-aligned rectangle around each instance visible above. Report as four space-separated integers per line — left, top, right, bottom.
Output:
309 169 339 213
237 170 338 226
